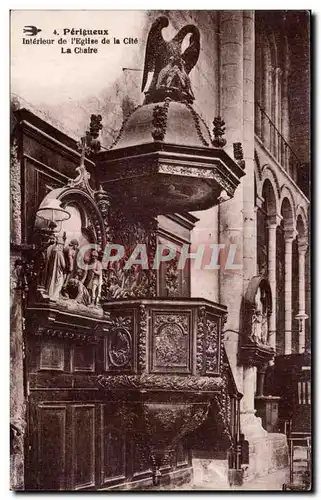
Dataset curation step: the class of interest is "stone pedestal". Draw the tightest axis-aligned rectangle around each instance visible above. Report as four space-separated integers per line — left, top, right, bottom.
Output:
243 434 289 482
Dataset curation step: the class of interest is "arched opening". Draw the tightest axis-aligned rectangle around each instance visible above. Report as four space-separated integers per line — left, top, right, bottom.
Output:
257 179 277 276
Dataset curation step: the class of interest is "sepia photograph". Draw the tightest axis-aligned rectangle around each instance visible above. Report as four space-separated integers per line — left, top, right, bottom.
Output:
9 9 311 491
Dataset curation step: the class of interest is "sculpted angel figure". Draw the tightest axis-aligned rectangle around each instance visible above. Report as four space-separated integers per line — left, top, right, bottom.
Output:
83 249 103 306
141 16 200 103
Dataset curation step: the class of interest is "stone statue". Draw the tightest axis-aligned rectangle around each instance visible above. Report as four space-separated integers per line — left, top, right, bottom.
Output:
62 238 79 289
156 56 195 99
141 16 200 103
251 286 268 344
65 270 91 306
45 236 66 301
83 249 103 306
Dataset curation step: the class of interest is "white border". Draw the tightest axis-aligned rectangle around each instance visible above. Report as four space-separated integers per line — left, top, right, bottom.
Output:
2 3 318 499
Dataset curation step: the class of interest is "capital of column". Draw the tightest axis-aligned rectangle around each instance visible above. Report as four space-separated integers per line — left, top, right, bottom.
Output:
284 226 297 242
266 213 282 228
256 194 265 211
298 237 309 255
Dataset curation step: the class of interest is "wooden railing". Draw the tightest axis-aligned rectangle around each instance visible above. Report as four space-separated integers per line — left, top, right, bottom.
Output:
255 102 303 183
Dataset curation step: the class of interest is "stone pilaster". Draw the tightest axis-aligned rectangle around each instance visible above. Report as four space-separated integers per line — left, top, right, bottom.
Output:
218 10 244 391
242 10 256 292
241 11 260 425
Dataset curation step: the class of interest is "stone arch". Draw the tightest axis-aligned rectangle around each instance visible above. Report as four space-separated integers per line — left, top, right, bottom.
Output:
261 165 281 213
296 215 307 241
296 205 309 238
280 185 296 227
280 197 295 231
262 179 277 217
254 149 263 181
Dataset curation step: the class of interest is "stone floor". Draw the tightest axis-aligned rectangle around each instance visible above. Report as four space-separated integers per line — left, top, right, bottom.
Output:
230 468 290 491
187 468 289 491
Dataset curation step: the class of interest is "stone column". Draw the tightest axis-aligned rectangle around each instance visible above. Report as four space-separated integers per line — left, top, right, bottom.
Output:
241 11 259 424
218 11 244 392
284 228 295 354
242 10 256 293
297 238 308 353
266 215 281 351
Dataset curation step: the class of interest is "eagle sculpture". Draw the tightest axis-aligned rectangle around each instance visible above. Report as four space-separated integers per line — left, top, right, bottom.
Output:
141 16 200 103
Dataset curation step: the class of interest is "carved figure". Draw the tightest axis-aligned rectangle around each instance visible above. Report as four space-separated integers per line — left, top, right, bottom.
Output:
83 249 103 306
251 287 268 344
45 236 66 300
109 330 131 367
63 238 79 289
156 56 195 99
141 16 200 102
65 270 91 306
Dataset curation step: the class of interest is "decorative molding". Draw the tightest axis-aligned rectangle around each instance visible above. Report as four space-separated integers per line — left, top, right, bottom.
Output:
158 164 236 197
32 327 100 344
204 316 220 375
184 102 210 147
138 305 148 372
10 138 22 246
214 394 234 446
97 373 224 392
212 116 227 148
233 142 245 169
109 104 142 150
196 306 206 374
151 101 169 141
164 257 179 296
107 315 133 370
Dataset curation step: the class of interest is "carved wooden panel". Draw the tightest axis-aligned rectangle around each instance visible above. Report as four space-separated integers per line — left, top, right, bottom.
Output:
132 442 151 478
157 234 190 298
39 340 64 371
204 314 221 375
71 405 95 490
71 344 95 372
176 441 189 467
105 313 135 372
101 405 126 483
37 405 67 490
150 310 192 374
